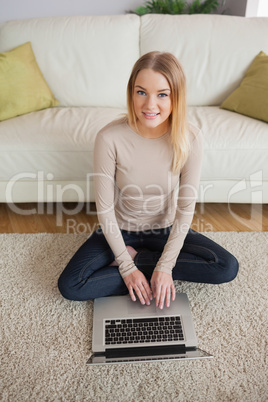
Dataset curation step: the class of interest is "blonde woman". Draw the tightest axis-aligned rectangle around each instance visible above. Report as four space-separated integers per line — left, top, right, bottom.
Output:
58 52 238 308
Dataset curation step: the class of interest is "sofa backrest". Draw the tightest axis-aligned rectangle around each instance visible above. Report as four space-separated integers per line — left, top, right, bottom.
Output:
141 15 268 106
1 14 268 108
0 15 140 108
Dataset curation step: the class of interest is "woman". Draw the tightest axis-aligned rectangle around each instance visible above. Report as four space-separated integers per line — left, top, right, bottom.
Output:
58 51 238 309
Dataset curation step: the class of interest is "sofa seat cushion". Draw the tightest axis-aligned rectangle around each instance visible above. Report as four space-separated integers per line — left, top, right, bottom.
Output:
188 106 268 182
0 107 125 181
1 106 267 203
1 106 267 182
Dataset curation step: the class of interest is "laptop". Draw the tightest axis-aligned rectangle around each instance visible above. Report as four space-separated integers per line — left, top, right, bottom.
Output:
87 293 212 365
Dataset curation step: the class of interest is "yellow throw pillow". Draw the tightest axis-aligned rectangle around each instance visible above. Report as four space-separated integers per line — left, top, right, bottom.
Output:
0 42 59 121
220 51 268 123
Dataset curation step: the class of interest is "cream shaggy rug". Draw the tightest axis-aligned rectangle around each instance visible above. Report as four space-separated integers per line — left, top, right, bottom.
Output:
0 232 267 402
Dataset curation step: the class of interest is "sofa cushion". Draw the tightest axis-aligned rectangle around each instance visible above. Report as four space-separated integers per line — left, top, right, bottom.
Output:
1 105 267 203
220 51 268 123
187 106 268 185
140 15 268 106
0 107 126 184
0 15 140 108
0 42 59 121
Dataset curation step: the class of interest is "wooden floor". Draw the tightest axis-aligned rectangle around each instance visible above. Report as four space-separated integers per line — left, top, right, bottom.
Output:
0 202 267 233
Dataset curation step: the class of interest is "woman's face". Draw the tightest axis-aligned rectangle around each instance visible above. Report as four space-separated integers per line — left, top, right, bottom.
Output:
133 68 172 138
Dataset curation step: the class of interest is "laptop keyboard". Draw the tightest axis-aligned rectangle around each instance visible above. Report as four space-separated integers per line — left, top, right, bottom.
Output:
105 316 184 345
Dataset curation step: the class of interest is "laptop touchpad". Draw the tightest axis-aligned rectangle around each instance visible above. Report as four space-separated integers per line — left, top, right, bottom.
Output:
127 299 157 315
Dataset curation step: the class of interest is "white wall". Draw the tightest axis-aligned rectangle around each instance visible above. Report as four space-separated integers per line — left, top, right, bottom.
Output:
221 0 247 16
246 0 268 16
257 0 268 16
0 0 142 24
0 0 262 24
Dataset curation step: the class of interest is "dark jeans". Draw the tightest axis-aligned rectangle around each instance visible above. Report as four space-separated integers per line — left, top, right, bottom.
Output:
58 227 239 301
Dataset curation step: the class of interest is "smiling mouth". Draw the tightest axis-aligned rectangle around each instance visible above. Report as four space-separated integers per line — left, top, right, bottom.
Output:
143 112 160 118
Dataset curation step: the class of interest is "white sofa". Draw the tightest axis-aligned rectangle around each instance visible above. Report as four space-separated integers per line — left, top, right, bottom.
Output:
0 14 267 204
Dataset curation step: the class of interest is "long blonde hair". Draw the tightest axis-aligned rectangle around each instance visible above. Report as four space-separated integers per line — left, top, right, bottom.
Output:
127 51 190 174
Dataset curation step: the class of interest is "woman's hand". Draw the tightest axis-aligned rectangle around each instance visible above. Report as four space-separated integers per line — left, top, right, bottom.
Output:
150 271 176 309
123 270 153 306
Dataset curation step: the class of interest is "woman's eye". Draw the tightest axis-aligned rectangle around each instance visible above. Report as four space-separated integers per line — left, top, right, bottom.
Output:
137 90 146 96
158 93 168 98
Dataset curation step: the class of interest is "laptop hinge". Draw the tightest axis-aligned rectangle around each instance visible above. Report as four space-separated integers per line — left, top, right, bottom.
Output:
105 345 189 359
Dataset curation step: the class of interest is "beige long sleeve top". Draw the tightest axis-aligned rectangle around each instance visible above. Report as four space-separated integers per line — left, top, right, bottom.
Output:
93 117 203 278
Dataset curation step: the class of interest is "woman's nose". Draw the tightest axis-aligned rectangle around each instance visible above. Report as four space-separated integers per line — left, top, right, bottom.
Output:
145 95 156 109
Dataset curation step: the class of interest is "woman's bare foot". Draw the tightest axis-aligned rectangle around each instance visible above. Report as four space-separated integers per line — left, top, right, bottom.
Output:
126 246 138 260
109 246 138 266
